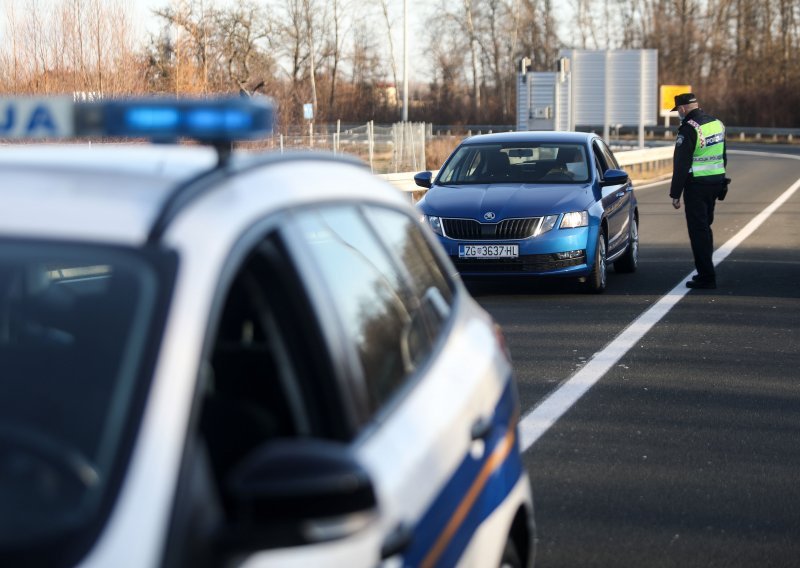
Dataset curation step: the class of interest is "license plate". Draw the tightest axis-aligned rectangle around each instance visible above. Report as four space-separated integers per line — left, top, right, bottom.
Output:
458 244 519 258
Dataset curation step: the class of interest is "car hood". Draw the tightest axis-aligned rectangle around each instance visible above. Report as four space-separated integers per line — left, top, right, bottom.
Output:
420 183 595 219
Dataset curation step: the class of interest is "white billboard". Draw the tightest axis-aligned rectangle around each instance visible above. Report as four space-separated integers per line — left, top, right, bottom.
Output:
562 49 658 144
517 49 658 147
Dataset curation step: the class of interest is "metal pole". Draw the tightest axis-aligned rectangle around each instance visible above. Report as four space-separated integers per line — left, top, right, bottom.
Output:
420 122 426 170
639 50 645 149
368 121 374 172
402 0 409 122
603 50 610 142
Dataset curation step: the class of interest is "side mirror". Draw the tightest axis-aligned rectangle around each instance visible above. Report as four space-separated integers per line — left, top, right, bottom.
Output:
602 168 629 187
225 438 377 547
414 171 433 189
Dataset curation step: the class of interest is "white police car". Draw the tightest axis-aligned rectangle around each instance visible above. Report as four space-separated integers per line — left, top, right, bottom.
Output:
0 97 534 567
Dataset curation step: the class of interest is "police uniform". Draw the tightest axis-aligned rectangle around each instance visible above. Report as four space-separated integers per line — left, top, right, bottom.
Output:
669 93 727 288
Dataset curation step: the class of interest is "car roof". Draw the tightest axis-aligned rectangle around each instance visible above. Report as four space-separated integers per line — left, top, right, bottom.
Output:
459 131 596 145
0 144 388 246
0 145 218 244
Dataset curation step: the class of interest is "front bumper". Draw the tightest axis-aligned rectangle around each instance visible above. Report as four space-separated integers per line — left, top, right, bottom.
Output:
452 253 587 275
436 225 596 277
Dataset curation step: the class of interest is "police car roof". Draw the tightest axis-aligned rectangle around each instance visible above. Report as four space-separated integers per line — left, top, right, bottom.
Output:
0 144 217 244
0 144 386 245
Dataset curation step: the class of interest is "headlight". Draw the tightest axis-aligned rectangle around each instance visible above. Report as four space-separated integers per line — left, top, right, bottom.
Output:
424 215 444 236
560 211 588 229
534 214 559 236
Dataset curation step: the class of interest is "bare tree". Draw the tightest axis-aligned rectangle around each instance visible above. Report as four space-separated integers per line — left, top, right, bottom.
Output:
153 0 215 94
463 0 482 120
379 0 401 116
0 2 23 92
213 1 273 93
324 0 351 116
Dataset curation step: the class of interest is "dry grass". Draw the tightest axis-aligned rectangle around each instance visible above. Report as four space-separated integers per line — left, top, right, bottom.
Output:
426 136 461 171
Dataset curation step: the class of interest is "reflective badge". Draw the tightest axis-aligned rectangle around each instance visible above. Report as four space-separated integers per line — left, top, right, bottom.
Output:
676 134 684 147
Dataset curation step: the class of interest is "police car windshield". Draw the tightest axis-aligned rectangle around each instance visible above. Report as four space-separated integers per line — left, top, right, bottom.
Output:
437 143 590 185
0 240 166 551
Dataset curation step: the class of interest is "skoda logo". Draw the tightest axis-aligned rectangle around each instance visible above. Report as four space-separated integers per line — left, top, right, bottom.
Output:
483 212 496 221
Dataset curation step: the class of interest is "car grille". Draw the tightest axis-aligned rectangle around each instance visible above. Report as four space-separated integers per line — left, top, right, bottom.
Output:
442 217 541 240
452 253 586 273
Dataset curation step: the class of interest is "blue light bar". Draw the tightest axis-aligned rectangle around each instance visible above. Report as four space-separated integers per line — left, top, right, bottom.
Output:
77 97 274 142
1 96 274 144
125 107 180 130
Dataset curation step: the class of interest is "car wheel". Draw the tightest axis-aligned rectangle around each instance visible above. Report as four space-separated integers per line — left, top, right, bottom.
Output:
585 233 607 293
499 537 523 568
614 216 639 273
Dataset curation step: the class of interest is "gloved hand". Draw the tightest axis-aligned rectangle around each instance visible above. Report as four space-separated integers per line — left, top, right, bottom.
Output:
718 177 731 201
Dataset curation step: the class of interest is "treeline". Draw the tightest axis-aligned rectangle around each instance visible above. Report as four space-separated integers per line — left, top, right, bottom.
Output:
1 0 798 129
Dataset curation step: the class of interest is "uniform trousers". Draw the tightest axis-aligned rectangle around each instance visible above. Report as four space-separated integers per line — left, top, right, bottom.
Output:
683 182 721 281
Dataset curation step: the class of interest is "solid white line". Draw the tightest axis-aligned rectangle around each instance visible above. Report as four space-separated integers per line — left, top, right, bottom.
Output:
519 162 800 452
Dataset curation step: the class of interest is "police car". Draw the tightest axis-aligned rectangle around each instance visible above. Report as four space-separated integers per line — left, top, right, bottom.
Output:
0 97 534 567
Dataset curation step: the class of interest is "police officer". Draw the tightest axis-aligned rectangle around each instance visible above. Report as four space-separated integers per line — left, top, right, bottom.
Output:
669 92 727 289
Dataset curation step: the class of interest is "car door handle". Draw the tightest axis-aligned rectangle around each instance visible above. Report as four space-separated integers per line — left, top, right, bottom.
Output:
381 522 413 559
471 416 492 441
615 191 626 198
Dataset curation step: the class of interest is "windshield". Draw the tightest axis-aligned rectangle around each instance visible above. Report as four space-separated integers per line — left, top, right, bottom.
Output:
0 241 169 560
437 142 590 185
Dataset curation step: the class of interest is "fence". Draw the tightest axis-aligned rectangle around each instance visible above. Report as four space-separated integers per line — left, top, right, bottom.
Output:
271 120 427 174
261 121 798 176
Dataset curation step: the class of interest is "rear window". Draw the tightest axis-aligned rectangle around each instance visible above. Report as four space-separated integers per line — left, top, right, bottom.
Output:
437 142 590 185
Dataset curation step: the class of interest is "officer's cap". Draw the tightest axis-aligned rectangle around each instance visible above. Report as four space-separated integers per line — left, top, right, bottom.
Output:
671 93 697 111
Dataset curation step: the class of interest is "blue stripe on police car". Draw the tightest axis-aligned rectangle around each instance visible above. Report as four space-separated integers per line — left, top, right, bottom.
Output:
403 379 523 567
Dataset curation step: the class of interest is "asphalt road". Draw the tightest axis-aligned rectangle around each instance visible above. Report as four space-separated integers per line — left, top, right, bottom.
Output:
469 146 800 567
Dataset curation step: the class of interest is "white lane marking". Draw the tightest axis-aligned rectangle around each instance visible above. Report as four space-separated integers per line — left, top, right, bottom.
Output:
520 167 800 452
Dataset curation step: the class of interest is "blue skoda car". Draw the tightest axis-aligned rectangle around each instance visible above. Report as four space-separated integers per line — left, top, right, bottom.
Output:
415 131 639 292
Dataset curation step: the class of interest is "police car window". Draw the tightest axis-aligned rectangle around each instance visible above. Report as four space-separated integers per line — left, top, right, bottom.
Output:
0 241 162 546
366 206 453 346
294 206 418 412
198 236 353 490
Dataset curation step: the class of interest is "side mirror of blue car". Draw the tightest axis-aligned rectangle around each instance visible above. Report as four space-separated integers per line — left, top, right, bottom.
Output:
414 171 433 189
602 169 629 187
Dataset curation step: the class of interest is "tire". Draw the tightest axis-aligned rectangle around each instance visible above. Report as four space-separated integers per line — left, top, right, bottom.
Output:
499 537 523 568
585 232 607 293
614 216 639 273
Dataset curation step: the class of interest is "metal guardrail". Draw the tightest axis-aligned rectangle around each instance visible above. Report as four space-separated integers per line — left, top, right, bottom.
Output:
429 124 800 139
613 145 673 166
379 146 674 197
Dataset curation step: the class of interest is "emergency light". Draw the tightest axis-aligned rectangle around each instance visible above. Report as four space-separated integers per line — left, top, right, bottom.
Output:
0 96 274 143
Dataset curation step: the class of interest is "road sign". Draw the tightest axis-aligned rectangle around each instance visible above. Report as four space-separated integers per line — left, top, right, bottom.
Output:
660 84 692 116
